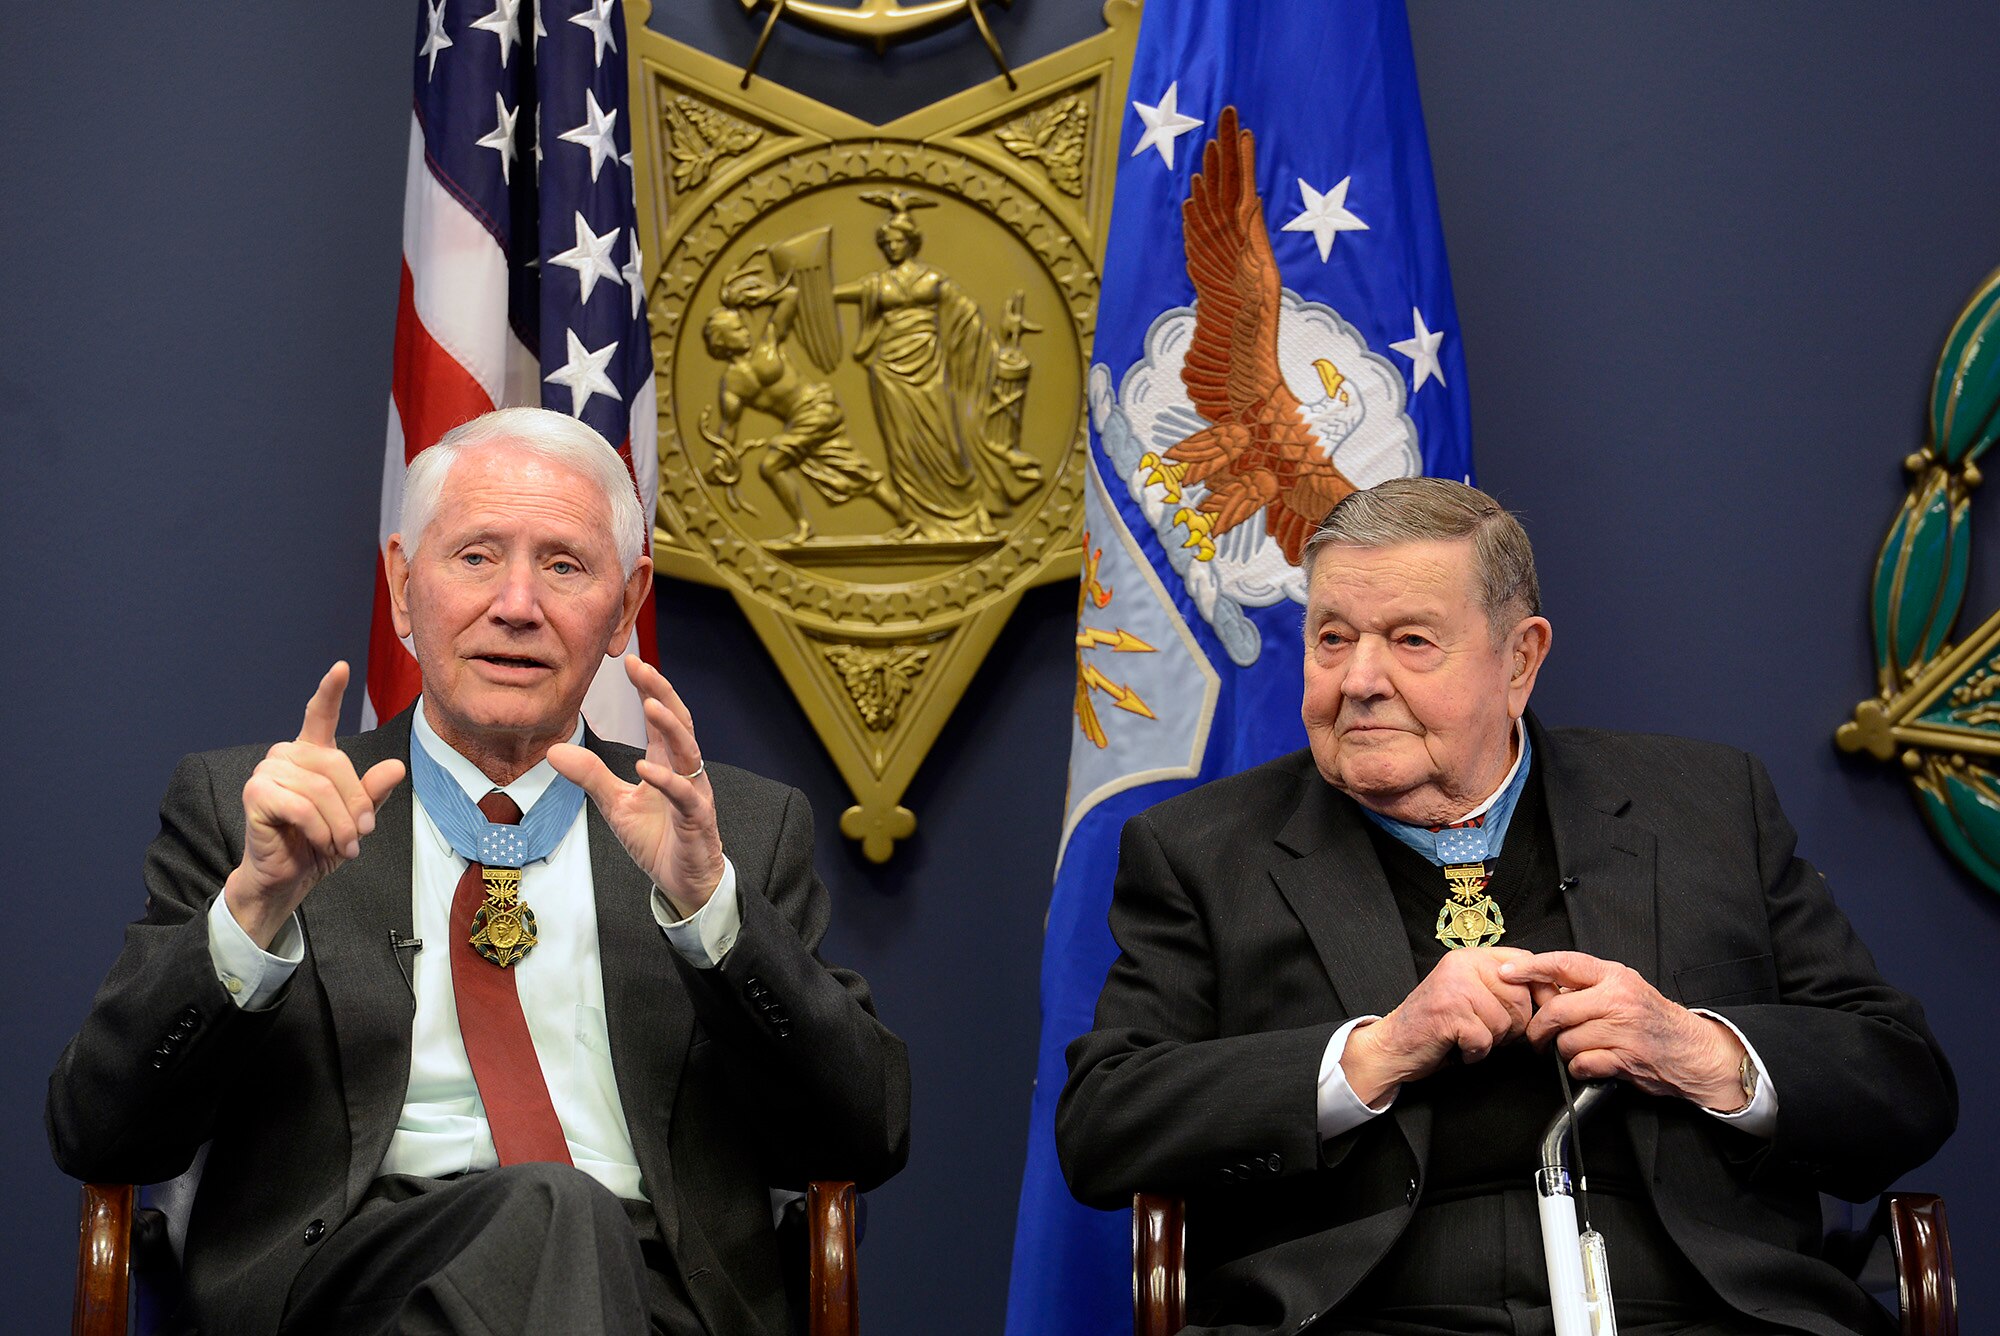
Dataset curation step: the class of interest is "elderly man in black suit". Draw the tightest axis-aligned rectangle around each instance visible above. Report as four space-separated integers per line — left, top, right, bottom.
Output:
1057 477 1953 1336
49 407 909 1336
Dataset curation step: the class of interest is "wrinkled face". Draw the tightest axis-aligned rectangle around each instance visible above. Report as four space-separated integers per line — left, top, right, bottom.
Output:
388 441 647 759
1301 538 1548 825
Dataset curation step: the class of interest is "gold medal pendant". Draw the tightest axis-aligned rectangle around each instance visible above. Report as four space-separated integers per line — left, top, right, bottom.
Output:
1434 860 1505 950
469 866 539 967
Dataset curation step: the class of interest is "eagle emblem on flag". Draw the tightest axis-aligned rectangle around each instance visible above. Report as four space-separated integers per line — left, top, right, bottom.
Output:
1093 108 1424 671
1162 107 1360 565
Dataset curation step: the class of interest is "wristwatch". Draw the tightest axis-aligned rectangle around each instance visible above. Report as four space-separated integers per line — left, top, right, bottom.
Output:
1736 1050 1761 1110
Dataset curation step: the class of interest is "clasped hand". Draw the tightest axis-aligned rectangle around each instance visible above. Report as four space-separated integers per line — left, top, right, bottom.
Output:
1341 947 1747 1112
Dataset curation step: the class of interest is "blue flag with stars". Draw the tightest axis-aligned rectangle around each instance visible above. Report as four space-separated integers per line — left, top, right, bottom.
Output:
1006 2 1470 1330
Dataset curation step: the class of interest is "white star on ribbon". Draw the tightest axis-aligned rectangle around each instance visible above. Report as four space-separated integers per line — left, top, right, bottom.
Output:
1390 308 1448 393
475 93 520 184
621 238 645 319
569 0 619 67
544 329 621 417
1282 176 1369 262
559 90 620 182
530 0 546 51
469 0 520 67
1130 82 1202 168
419 0 454 79
550 211 623 305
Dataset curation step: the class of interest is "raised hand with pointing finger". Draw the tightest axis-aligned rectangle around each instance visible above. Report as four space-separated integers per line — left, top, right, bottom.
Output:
548 654 727 920
48 411 911 1334
220 661 407 950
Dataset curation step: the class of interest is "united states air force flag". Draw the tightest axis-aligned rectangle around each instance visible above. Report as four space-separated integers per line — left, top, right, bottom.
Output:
1006 2 1471 1330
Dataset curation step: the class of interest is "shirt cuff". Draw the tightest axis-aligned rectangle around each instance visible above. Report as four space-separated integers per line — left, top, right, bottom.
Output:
1317 1015 1395 1142
652 859 740 969
1690 1008 1779 1138
205 894 303 1011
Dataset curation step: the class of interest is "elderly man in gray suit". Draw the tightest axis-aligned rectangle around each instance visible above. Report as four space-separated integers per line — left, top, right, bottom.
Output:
49 407 909 1336
1058 478 1954 1336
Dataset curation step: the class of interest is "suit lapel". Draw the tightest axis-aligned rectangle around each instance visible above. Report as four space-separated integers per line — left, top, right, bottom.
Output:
1534 717 1663 1178
1536 720 1661 987
584 731 693 1250
299 712 418 1215
1268 759 1431 1166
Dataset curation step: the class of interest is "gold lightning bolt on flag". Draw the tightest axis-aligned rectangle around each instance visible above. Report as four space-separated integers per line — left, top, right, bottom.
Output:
1073 531 1157 748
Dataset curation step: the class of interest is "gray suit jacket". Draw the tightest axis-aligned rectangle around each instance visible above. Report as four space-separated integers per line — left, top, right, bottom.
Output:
48 711 910 1335
1056 720 1955 1336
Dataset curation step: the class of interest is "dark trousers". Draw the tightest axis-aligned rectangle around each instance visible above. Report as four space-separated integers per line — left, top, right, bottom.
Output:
279 1164 707 1336
1323 1188 1811 1336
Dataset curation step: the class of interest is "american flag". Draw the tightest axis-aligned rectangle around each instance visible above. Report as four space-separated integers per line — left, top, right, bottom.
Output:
365 0 659 743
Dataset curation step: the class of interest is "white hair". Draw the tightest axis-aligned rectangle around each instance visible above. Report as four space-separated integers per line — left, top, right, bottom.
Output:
398 408 648 570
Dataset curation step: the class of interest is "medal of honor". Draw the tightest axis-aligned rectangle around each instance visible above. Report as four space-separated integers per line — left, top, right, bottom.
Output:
469 866 540 967
410 725 587 971
1435 859 1506 950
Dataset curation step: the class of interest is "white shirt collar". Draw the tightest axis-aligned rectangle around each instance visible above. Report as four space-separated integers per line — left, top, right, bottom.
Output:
412 696 582 815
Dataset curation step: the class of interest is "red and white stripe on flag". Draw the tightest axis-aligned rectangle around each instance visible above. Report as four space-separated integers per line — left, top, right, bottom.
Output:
365 0 658 747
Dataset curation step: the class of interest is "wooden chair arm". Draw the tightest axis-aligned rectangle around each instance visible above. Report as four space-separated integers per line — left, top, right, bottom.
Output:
1133 1192 1185 1336
807 1180 858 1336
1887 1192 1955 1336
1124 1187 1954 1336
75 1178 855 1336
73 1183 133 1336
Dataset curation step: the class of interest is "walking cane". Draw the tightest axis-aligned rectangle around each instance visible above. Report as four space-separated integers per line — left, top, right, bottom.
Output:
1538 1071 1619 1336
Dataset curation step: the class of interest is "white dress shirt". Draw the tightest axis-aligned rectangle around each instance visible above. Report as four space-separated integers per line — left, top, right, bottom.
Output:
1314 723 1778 1143
207 702 743 1201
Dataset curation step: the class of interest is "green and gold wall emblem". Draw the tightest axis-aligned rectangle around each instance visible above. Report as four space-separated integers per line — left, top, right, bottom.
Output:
1837 267 2000 891
627 2 1139 858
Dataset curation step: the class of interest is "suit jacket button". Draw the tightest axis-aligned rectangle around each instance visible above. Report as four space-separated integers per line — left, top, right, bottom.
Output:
303 1219 326 1245
1405 1177 1419 1204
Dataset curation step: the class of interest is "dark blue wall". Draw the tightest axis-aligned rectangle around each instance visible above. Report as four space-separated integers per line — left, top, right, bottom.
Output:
5 2 1995 1330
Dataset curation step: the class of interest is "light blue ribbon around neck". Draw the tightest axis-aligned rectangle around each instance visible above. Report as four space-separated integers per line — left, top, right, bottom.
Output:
409 731 587 868
1361 727 1534 868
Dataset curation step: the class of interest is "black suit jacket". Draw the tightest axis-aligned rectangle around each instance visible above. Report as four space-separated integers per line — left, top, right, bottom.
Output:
48 712 910 1335
1056 721 1954 1336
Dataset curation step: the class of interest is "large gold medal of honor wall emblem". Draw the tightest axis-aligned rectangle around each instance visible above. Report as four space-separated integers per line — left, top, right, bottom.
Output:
627 2 1139 859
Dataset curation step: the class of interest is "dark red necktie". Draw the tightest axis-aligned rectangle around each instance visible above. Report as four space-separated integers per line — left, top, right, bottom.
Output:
448 790 573 1165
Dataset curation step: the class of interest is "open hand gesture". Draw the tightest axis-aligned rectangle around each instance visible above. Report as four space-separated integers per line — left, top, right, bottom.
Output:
223 662 407 949
548 656 726 919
